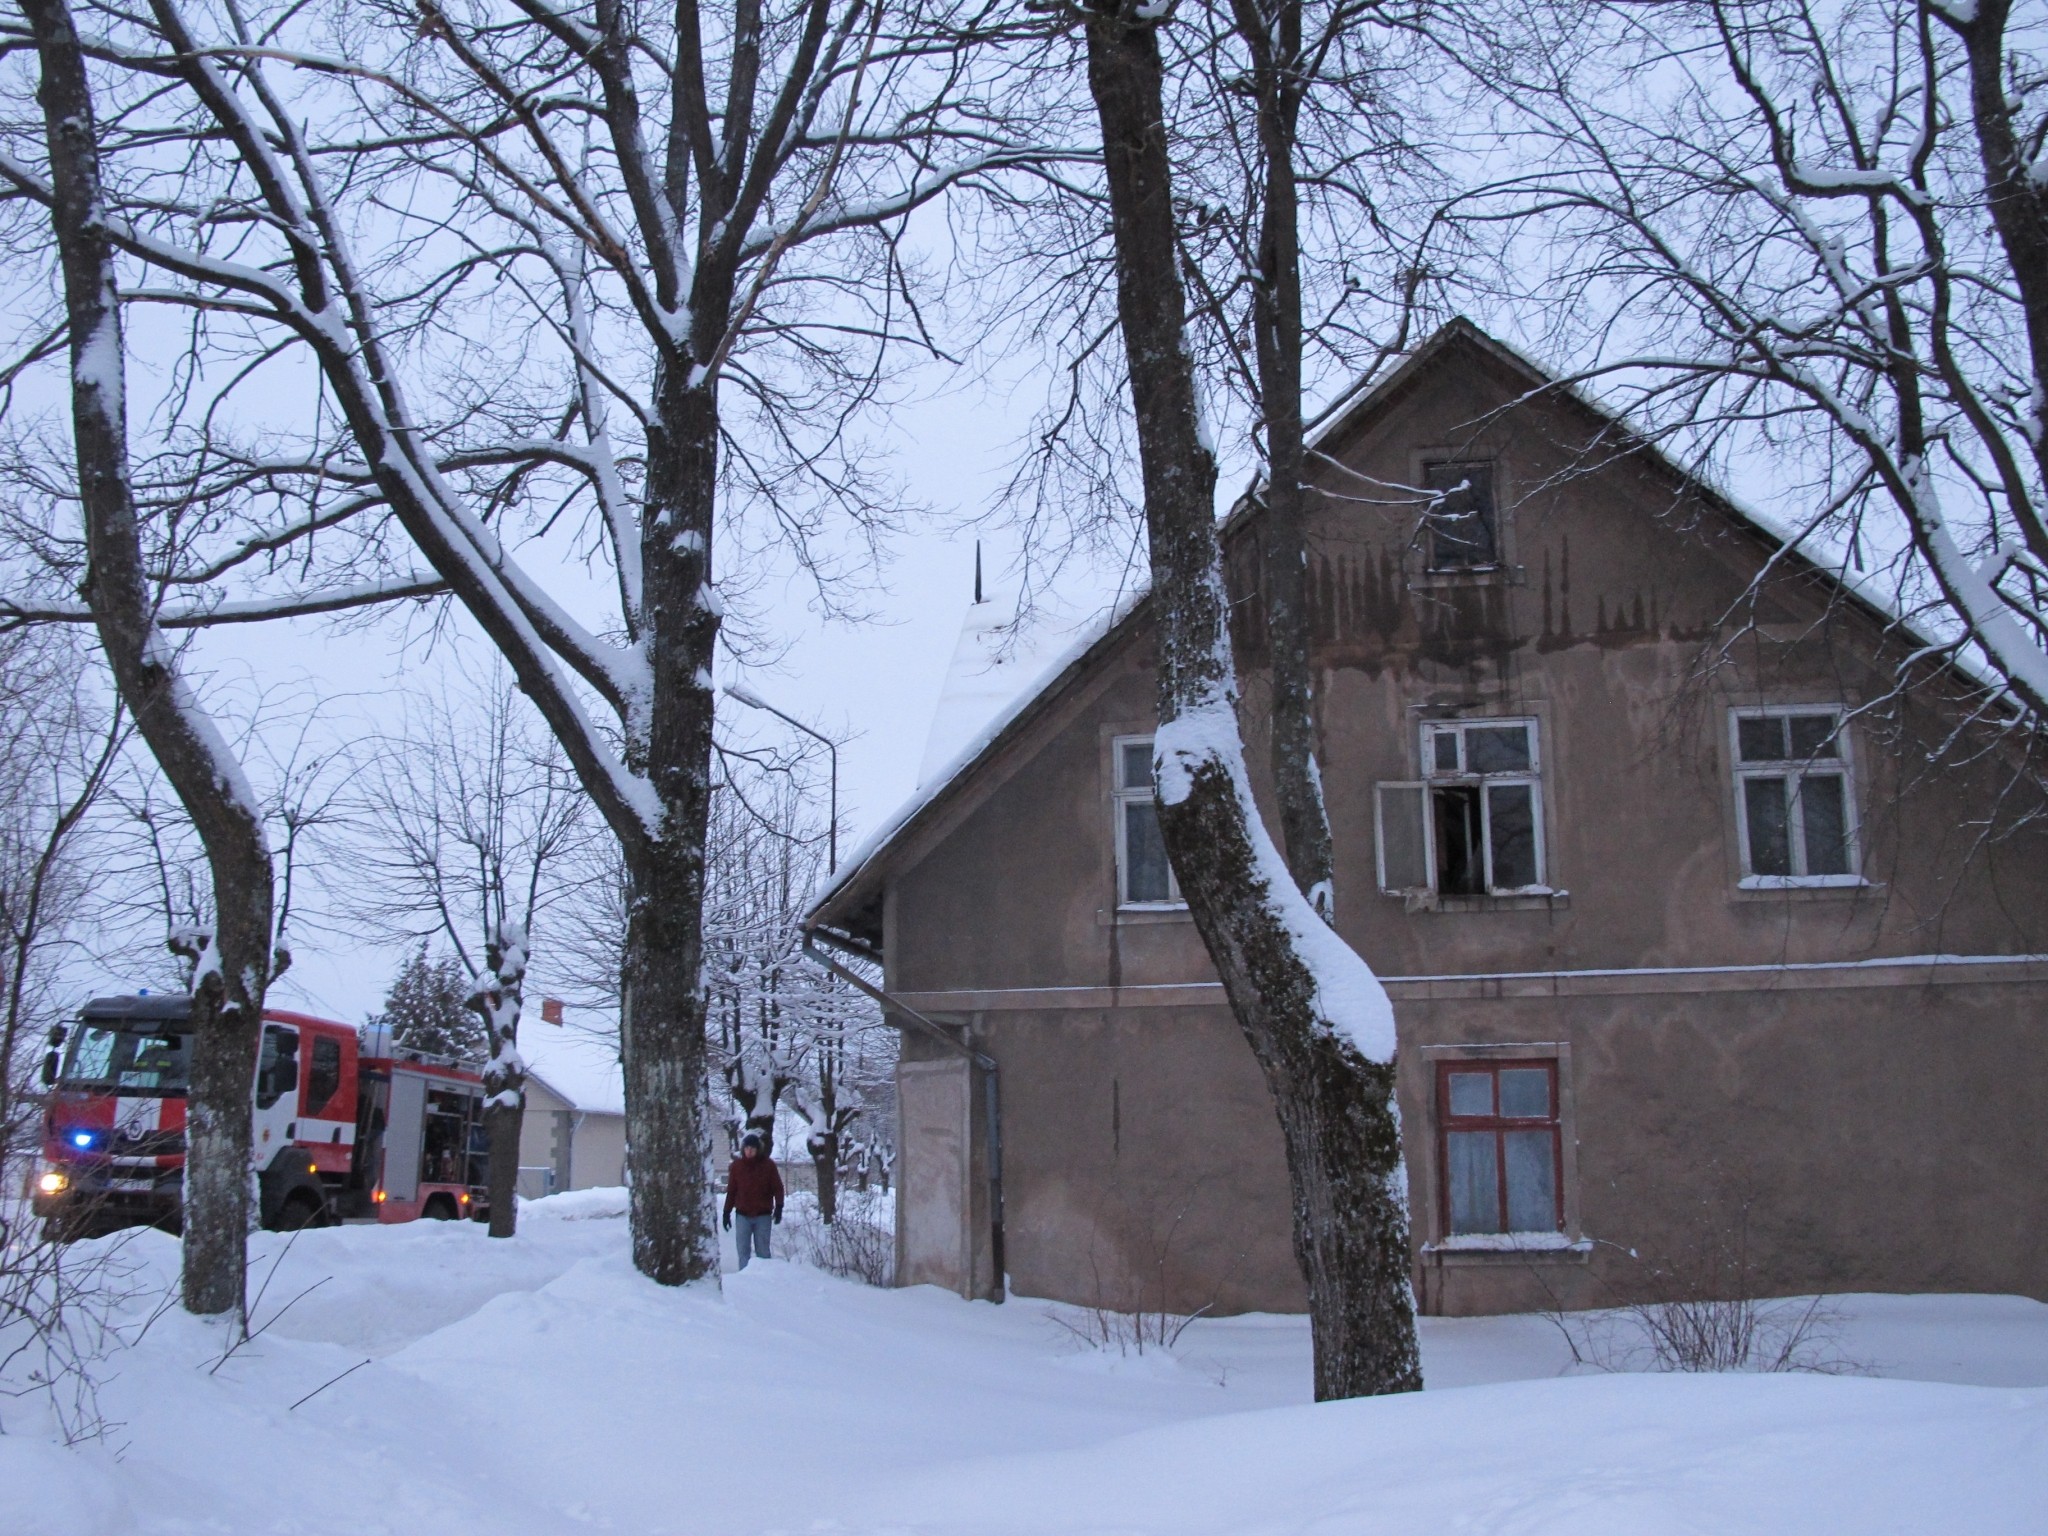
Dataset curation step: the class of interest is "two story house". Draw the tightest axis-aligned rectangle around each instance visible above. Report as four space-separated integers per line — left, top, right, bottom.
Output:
804 320 2048 1318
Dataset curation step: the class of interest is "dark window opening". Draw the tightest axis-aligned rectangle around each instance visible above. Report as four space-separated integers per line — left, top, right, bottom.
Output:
1384 718 1547 897
1433 785 1485 896
1424 461 1499 569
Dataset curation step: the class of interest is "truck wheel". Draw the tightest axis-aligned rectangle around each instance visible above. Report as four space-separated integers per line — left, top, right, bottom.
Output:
276 1191 326 1230
423 1195 458 1220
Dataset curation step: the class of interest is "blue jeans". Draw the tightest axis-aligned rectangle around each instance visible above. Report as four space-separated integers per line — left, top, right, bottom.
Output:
733 1212 772 1268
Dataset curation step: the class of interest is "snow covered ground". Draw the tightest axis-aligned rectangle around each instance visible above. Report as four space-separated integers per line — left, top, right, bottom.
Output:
3 1190 2043 1535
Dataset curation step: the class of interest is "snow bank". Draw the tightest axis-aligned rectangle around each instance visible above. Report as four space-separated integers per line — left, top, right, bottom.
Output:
850 1371 2045 1535
519 1184 629 1221
1 1211 2041 1536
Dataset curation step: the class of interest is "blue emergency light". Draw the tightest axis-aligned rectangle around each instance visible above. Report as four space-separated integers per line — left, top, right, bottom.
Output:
70 1130 95 1149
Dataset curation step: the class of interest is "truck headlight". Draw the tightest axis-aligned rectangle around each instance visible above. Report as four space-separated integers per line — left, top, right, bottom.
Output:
37 1169 69 1195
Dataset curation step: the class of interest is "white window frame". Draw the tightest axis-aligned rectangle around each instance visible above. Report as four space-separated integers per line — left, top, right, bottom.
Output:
1112 734 1183 909
1729 705 1863 889
1375 781 1434 894
1417 717 1550 896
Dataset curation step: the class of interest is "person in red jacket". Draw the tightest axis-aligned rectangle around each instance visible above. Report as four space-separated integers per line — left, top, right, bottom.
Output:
722 1130 784 1268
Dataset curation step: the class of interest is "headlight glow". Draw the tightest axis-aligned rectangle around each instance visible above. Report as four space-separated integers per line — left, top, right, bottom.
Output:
37 1171 68 1195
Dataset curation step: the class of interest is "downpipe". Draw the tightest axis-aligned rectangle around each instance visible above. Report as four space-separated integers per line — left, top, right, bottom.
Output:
802 925 1005 1299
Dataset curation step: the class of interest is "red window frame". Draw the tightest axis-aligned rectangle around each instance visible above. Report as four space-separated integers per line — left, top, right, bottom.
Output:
1435 1058 1564 1236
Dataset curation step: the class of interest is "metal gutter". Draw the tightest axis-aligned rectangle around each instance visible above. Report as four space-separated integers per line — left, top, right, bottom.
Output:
802 924 1005 1300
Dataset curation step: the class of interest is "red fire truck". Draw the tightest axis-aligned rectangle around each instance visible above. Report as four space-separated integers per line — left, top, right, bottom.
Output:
30 994 492 1236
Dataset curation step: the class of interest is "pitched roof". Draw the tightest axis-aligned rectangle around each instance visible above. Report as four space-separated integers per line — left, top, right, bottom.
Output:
802 317 1931 944
522 1029 625 1115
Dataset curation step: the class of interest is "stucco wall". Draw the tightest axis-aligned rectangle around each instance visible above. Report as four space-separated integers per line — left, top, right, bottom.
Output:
863 335 2048 1315
517 1079 627 1194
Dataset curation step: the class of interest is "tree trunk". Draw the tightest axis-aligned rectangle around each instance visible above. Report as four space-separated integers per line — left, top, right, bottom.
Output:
619 353 724 1285
472 922 527 1237
810 1130 838 1225
27 0 275 1319
1237 0 1334 913
1948 0 2048 488
1081 0 1420 1401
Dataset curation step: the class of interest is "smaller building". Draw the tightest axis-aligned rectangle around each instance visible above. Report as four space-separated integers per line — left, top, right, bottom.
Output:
516 1034 627 1198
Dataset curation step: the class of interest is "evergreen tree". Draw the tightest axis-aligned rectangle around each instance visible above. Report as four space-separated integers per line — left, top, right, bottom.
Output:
370 946 485 1061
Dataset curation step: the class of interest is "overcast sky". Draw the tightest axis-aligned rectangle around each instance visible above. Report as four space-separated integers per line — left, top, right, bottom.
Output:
118 354 1141 1032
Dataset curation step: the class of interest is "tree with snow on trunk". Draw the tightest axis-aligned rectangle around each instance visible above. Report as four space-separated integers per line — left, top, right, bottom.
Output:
468 921 529 1239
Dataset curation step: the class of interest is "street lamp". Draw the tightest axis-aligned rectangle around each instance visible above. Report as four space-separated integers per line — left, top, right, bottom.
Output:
722 683 840 873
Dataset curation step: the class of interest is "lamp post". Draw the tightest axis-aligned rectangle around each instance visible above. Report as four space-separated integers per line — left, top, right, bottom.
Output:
721 684 840 873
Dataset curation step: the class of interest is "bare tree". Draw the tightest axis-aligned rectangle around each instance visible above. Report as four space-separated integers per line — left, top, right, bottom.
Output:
19 0 285 1318
1071 0 1419 1399
348 670 594 1237
0 0 1071 1286
1172 0 1444 912
1451 0 2048 726
703 768 887 1220
0 631 124 1153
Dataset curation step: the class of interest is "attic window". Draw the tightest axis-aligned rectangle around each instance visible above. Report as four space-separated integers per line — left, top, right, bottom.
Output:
1423 460 1499 569
1113 736 1181 908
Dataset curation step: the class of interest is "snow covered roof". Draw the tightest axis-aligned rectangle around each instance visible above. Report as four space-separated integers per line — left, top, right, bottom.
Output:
808 583 1147 937
917 592 1090 789
522 1028 625 1116
805 317 1941 944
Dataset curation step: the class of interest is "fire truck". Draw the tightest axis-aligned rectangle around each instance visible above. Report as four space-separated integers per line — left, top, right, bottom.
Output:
30 994 493 1236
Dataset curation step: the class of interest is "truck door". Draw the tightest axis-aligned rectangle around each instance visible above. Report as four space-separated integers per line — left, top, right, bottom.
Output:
384 1069 426 1201
250 1023 300 1169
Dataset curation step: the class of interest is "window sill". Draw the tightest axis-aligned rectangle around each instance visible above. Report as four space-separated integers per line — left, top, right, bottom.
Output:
1738 873 1865 889
1389 889 1570 914
1422 1233 1592 1264
1100 904 1192 927
1409 564 1522 590
1733 875 1874 899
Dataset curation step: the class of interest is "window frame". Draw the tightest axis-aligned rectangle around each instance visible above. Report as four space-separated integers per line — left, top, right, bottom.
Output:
1417 717 1550 896
255 1024 299 1111
306 1035 343 1115
1727 705 1863 889
1420 458 1502 572
1111 733 1184 910
1435 1057 1565 1239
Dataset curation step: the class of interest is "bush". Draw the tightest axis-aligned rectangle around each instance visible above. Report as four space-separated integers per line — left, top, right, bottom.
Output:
782 1187 893 1287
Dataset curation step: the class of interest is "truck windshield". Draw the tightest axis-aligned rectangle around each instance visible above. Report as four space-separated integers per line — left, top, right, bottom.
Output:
62 1026 191 1094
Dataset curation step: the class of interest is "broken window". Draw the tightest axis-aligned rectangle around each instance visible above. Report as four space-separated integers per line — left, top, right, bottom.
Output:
1376 718 1548 897
1731 708 1857 885
1423 460 1499 570
1438 1059 1564 1236
1113 735 1181 907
